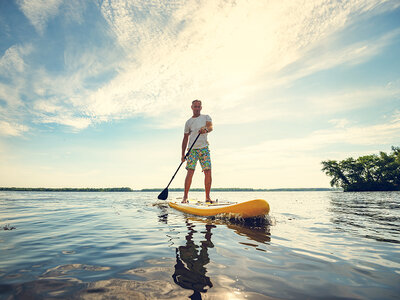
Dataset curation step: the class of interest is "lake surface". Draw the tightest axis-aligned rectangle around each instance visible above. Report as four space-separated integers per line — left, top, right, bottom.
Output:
1 191 399 299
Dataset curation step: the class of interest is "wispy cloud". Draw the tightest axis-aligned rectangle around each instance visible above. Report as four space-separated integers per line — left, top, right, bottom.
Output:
16 0 63 34
275 28 400 88
0 44 34 132
305 84 400 114
78 0 399 127
2 0 400 132
257 113 399 154
329 119 351 128
0 120 29 136
0 44 32 75
393 110 400 122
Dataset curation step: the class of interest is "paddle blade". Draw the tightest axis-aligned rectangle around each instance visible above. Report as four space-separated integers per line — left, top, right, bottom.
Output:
158 188 168 200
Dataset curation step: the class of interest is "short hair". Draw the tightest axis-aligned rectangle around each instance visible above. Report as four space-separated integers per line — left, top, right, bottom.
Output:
192 99 202 105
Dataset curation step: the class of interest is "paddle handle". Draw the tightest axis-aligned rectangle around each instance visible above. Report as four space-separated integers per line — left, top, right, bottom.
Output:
165 132 201 189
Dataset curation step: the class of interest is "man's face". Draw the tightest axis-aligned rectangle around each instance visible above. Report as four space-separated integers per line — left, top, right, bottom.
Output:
191 102 202 115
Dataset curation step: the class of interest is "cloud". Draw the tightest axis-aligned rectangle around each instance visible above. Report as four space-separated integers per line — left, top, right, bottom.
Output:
328 119 351 128
0 44 34 130
0 82 22 108
63 0 87 24
0 38 122 130
32 98 91 131
226 112 400 165
306 84 400 114
310 119 400 147
74 0 399 126
17 0 63 34
393 110 400 122
275 29 400 87
0 44 33 75
0 120 29 136
33 99 64 114
100 0 186 50
2 0 400 133
40 115 91 130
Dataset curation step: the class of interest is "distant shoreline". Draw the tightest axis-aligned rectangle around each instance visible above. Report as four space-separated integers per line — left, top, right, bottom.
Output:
0 187 339 192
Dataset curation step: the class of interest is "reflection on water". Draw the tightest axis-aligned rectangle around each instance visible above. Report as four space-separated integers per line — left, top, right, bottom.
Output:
189 216 271 249
172 220 214 299
157 202 272 299
329 192 400 244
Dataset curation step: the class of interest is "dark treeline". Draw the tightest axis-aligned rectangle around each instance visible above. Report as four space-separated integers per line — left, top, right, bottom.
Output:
0 187 133 192
322 146 400 192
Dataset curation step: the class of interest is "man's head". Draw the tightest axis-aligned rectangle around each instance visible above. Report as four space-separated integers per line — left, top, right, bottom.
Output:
191 99 202 116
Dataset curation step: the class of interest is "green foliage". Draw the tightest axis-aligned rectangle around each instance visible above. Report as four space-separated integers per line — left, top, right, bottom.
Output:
321 146 400 191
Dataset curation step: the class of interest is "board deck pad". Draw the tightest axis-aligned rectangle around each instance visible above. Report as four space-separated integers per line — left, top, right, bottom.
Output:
178 198 232 206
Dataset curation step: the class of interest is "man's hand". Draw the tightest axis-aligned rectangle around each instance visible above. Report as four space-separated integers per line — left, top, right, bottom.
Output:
199 126 208 134
181 155 186 162
199 121 212 134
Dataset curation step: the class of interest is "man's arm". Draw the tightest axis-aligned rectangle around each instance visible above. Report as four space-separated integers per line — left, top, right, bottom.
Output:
199 121 213 134
181 133 190 162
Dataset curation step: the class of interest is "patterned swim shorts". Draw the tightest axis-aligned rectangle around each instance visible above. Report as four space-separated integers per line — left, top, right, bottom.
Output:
186 147 211 171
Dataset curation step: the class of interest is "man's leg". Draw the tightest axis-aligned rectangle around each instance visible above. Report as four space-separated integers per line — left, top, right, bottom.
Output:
183 169 195 203
198 147 213 202
204 169 212 201
183 149 198 203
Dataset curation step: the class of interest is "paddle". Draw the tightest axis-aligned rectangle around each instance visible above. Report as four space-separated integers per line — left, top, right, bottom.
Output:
158 132 201 200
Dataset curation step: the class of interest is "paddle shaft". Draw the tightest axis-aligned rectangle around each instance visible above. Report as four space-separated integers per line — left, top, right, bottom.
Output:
164 132 201 189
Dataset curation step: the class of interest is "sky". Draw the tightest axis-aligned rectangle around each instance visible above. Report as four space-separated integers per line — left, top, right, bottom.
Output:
0 0 399 190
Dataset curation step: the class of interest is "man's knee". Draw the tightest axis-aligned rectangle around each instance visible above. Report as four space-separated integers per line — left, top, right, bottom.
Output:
186 169 195 176
203 169 211 175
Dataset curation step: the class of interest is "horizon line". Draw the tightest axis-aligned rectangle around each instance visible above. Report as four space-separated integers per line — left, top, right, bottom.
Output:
0 187 337 191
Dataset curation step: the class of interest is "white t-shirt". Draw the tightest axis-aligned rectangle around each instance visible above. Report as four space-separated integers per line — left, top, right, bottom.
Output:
184 114 212 149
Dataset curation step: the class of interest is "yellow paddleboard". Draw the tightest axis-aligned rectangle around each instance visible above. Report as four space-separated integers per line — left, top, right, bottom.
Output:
168 199 270 218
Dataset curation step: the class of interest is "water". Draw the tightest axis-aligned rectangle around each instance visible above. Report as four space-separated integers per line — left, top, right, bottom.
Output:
1 191 399 299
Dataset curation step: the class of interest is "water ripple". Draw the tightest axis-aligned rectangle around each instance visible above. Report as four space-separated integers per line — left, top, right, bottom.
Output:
1 191 400 299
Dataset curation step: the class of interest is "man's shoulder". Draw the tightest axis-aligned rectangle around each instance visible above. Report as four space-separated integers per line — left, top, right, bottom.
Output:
203 114 212 121
199 114 211 118
185 114 212 125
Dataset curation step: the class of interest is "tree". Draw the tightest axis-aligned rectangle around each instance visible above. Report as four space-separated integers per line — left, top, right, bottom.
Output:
321 147 400 192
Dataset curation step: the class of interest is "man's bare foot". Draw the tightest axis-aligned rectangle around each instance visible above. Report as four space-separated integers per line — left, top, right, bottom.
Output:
181 197 188 203
206 198 216 204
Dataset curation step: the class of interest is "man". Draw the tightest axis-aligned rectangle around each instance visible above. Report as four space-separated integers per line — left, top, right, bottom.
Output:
181 100 213 203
